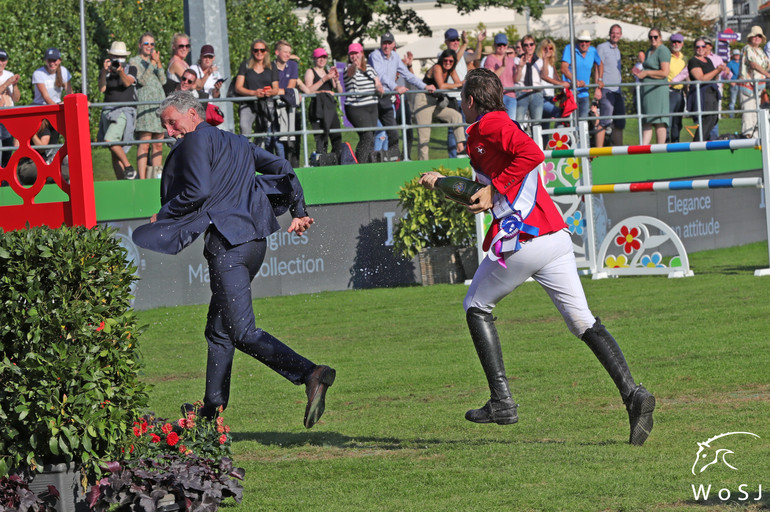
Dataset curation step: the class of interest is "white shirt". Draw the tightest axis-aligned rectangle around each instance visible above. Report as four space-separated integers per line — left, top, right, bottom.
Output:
189 64 222 95
0 70 16 106
32 66 71 105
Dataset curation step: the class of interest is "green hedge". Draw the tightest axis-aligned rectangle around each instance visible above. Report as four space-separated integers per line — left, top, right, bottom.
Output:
0 225 149 477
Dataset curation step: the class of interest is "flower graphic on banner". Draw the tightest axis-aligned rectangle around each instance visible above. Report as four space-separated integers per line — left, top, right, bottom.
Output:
640 252 665 268
542 161 557 184
567 211 585 235
548 133 570 149
605 254 629 268
565 158 580 180
615 225 641 254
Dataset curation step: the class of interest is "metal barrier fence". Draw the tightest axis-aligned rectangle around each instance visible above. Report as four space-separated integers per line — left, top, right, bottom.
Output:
0 76 764 169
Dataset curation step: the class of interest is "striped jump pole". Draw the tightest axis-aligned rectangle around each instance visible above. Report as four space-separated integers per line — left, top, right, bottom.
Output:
547 177 764 197
544 138 760 160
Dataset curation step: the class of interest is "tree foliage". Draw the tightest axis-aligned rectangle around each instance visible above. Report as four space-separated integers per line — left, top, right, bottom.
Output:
581 0 718 38
294 0 548 60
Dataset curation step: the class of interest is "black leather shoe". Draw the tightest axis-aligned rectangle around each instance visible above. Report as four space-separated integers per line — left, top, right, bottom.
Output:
465 398 518 425
626 385 655 446
181 403 195 418
304 365 336 429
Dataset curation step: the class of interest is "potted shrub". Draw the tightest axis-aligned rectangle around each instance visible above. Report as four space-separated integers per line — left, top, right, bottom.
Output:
0 225 150 510
393 165 478 284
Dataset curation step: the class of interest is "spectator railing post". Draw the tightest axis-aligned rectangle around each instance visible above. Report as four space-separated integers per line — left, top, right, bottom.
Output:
398 92 409 161
635 81 643 144
301 95 310 168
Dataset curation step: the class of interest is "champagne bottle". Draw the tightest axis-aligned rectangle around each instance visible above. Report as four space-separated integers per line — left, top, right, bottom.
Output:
435 176 484 205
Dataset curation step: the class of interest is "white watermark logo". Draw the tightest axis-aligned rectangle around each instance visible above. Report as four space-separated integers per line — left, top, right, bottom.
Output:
691 432 760 475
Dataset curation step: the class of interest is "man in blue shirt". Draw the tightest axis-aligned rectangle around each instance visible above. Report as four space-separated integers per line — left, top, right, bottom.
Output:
368 31 435 159
560 30 602 120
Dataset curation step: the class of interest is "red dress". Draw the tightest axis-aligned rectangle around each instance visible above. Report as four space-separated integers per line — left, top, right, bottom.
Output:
465 111 566 258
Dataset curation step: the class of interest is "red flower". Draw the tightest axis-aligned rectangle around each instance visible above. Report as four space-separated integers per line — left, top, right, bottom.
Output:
548 133 570 149
132 426 141 437
216 417 224 426
162 423 173 434
179 444 187 454
150 433 161 443
615 225 641 254
224 425 231 433
166 432 180 446
96 321 105 332
217 425 224 433
177 419 186 428
219 434 227 445
140 421 148 434
129 444 134 454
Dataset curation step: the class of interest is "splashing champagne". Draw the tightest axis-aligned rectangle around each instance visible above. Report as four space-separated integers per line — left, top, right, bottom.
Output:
434 176 484 205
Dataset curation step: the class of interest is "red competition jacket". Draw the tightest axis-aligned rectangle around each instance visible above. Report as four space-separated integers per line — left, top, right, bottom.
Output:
465 111 566 254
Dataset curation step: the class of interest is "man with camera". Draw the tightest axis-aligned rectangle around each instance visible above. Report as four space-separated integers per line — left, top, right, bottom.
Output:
97 41 139 180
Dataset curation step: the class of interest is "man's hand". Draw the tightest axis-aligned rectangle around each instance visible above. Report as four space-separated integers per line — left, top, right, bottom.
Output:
150 213 158 223
425 84 436 93
288 216 314 235
419 171 443 190
468 185 495 213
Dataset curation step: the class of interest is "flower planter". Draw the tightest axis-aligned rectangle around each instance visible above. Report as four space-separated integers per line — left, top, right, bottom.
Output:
418 246 466 285
28 463 88 512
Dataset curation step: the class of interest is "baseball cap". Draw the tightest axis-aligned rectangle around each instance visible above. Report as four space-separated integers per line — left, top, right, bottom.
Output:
44 48 61 60
670 33 684 43
200 44 215 57
702 37 713 46
445 28 459 41
381 31 395 44
0 49 7 60
348 43 363 54
494 33 508 46
312 47 328 58
732 48 741 55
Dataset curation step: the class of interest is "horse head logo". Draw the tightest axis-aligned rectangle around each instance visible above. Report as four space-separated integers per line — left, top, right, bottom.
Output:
691 432 760 475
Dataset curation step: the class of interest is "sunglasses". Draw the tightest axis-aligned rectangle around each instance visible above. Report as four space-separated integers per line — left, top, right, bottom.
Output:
695 45 706 48
523 42 535 47
649 35 660 40
442 58 455 63
252 48 267 53
182 78 195 84
447 38 460 43
177 44 191 49
142 41 155 46
496 43 507 47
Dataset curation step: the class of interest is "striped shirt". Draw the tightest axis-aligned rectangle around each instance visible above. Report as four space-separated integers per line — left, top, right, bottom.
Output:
344 65 379 107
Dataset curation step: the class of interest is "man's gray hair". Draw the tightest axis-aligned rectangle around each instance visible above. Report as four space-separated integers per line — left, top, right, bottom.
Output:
157 91 206 119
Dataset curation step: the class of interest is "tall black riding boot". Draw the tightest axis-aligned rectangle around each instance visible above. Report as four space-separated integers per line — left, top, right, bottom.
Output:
581 317 655 446
465 307 518 425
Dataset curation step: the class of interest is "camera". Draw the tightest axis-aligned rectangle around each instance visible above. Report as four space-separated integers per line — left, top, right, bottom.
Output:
109 59 121 72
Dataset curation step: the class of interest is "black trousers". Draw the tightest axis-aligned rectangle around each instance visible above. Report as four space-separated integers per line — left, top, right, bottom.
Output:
345 102 378 162
201 227 314 418
669 89 685 143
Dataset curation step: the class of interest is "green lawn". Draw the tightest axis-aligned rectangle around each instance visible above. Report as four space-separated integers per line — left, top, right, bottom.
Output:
136 241 770 511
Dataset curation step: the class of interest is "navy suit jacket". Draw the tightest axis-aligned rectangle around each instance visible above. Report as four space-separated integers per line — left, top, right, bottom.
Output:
132 122 308 255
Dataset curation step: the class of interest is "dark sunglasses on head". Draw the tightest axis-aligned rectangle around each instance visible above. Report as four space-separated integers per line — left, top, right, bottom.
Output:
142 42 155 46
177 44 191 49
252 48 266 53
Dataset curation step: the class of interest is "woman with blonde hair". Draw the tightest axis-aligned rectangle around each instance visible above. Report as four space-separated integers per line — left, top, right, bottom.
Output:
129 32 167 179
537 38 569 127
166 33 191 93
32 48 72 105
739 26 770 138
234 39 278 145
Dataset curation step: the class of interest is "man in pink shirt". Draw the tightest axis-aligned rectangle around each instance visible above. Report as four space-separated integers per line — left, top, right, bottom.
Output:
484 33 517 120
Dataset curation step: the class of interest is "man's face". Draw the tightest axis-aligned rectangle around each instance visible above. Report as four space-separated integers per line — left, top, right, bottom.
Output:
522 38 535 56
446 36 460 53
578 40 591 54
161 106 199 139
671 40 683 53
275 45 292 63
180 73 197 91
609 27 622 45
381 40 395 57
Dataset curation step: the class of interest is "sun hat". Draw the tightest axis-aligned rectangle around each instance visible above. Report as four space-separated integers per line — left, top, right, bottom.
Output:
747 26 766 43
312 48 328 58
108 41 131 57
577 30 592 42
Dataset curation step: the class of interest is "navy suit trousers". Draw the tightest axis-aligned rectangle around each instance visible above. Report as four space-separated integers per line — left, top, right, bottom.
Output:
201 227 315 418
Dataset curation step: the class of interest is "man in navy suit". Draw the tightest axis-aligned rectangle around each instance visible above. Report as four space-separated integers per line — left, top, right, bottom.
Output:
132 92 335 429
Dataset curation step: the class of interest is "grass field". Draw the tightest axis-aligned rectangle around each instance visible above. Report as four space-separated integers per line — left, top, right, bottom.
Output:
136 241 770 511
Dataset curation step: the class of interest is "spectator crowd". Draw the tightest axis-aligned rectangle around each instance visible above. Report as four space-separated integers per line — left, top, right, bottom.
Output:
3 24 770 180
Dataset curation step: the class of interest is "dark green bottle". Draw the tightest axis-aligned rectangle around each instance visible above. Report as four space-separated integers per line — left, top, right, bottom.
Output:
435 176 484 205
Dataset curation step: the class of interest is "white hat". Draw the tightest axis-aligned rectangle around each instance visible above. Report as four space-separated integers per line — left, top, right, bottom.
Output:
577 30 592 42
747 26 766 43
108 41 131 57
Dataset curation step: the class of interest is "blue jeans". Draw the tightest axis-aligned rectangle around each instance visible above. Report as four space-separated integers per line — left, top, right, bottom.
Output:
516 92 544 124
503 95 517 121
577 96 590 119
374 120 387 151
